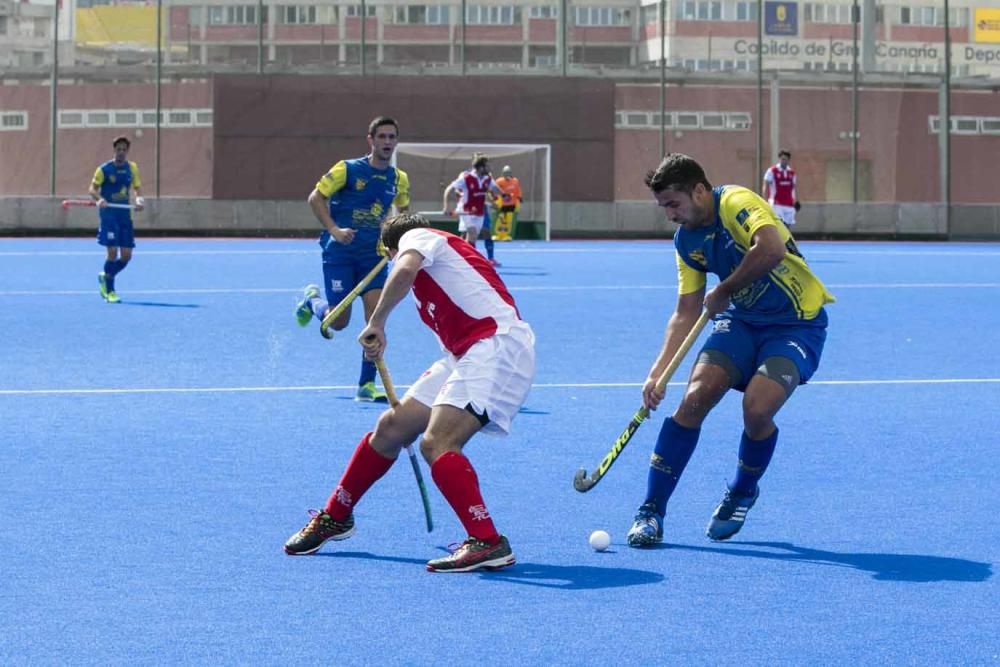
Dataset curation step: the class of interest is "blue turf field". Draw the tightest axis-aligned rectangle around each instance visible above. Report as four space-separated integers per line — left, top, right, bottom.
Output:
1 238 998 665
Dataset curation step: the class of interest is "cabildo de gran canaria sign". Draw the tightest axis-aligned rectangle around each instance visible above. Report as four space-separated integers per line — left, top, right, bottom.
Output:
719 38 1000 65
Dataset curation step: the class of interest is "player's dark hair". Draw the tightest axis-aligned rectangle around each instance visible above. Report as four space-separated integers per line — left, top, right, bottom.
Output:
644 153 712 194
112 135 131 149
778 149 791 158
368 116 399 137
381 212 430 251
472 154 489 169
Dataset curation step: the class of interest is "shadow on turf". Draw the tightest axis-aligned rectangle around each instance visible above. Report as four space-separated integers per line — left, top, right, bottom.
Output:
317 551 663 589
669 541 992 583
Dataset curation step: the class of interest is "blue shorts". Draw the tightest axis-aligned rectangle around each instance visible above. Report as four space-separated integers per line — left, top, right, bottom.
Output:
97 210 135 248
699 310 828 391
319 232 387 304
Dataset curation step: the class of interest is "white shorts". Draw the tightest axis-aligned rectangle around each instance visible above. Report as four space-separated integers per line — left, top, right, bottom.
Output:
458 213 485 234
405 323 535 436
771 203 796 226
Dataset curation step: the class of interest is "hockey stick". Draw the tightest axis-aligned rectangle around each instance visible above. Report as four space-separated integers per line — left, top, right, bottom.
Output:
61 199 134 210
573 311 711 493
371 353 434 533
318 256 388 340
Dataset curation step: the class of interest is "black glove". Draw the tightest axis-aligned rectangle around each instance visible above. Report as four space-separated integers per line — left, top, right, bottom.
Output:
793 201 801 212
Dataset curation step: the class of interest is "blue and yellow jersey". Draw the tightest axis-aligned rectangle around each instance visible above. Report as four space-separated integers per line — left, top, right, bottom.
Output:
675 185 835 325
315 156 410 240
92 160 141 204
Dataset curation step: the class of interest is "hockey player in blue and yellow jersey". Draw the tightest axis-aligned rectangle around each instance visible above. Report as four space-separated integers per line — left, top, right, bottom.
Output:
626 153 835 547
295 116 411 402
89 135 145 303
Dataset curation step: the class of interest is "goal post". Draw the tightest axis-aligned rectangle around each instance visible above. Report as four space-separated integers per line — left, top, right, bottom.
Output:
392 143 551 241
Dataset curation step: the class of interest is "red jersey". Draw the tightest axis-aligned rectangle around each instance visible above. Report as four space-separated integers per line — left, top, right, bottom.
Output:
449 170 494 217
764 164 797 207
398 227 522 356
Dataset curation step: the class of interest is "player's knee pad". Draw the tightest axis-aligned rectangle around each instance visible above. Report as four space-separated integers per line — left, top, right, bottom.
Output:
755 356 800 398
696 348 742 389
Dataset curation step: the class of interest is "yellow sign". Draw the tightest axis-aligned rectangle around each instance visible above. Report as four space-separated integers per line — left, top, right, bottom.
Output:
974 8 1000 43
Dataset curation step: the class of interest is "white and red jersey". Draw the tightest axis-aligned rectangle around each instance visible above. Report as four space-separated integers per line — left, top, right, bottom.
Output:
449 170 495 217
398 227 523 356
763 164 797 207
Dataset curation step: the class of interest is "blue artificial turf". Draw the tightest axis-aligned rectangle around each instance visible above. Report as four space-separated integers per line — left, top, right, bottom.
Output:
1 237 997 665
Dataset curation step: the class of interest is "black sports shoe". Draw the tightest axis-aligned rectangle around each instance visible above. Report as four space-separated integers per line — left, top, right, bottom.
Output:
626 502 664 548
706 486 759 541
284 510 355 555
426 535 515 573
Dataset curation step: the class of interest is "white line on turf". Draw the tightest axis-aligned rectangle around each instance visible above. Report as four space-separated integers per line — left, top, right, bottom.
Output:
2 378 998 396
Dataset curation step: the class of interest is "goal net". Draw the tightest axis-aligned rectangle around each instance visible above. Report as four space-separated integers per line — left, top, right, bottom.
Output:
393 143 551 241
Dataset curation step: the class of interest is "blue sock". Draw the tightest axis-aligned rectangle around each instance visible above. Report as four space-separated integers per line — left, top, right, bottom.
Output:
484 235 495 260
103 260 116 276
309 297 329 321
730 427 779 496
645 417 701 516
359 355 377 386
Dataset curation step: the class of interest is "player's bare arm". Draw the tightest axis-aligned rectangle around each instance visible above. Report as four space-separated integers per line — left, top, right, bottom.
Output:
88 182 107 208
133 183 145 211
442 185 456 213
308 188 355 245
644 290 704 410
706 225 786 316
358 249 423 358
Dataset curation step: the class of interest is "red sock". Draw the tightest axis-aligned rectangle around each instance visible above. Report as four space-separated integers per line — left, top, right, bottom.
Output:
324 432 395 520
431 451 499 544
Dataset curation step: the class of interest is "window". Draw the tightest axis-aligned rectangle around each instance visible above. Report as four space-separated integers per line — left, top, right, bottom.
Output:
195 110 214 126
575 6 631 26
0 16 8 36
279 6 318 24
899 5 961 26
928 115 997 134
651 112 672 128
953 116 978 134
981 118 1000 135
467 5 518 25
167 111 193 126
0 111 28 131
676 112 700 129
680 1 720 21
735 1 757 21
395 5 451 25
114 111 138 126
59 111 84 127
727 112 752 129
210 5 262 25
615 110 752 131
530 6 559 19
702 112 725 129
346 5 376 17
807 3 852 24
87 111 111 126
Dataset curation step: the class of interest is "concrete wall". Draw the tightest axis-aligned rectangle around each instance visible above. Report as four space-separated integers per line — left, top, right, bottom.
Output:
4 196 999 239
